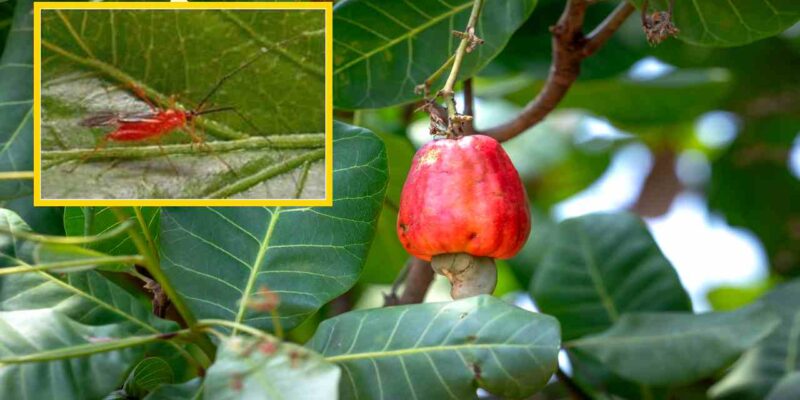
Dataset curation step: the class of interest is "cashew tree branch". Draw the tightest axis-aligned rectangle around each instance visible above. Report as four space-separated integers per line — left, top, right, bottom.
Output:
478 0 636 142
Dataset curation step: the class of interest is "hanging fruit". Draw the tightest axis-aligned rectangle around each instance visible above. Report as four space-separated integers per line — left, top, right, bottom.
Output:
397 134 531 299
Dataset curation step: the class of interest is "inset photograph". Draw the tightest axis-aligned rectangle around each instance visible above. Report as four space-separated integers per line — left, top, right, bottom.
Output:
34 3 331 206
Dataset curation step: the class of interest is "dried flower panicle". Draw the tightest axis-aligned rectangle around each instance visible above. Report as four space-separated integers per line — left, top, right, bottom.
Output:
643 11 679 45
642 0 679 45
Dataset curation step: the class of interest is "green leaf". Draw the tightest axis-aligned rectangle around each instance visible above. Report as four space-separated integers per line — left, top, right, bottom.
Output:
0 207 32 265
0 210 160 332
31 242 135 273
0 308 147 400
0 2 14 51
766 371 800 400
64 206 159 256
497 109 616 206
308 295 561 399
360 130 414 284
158 121 387 332
567 349 663 400
710 279 800 399
0 0 32 200
708 117 800 276
333 0 537 109
0 209 189 398
2 195 64 235
488 0 647 80
2 209 137 273
567 305 780 386
501 69 732 128
630 0 800 47
531 212 692 341
123 357 175 399
507 206 555 284
706 279 774 311
40 9 325 199
143 378 203 400
104 390 129 400
0 269 175 333
205 337 340 400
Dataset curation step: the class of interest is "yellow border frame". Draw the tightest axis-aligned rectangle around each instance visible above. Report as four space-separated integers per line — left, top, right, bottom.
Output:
33 2 333 207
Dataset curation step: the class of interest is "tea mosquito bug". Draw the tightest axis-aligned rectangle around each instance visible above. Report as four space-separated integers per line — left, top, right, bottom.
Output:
71 43 287 173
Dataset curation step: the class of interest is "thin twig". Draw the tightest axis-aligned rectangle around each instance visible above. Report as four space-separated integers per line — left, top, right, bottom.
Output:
0 171 33 180
415 54 456 97
0 255 144 276
439 0 484 136
478 1 635 141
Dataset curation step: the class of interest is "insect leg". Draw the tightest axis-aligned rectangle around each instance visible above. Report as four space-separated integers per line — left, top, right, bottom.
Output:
185 121 238 177
67 136 110 173
154 137 180 176
127 82 160 112
97 159 123 179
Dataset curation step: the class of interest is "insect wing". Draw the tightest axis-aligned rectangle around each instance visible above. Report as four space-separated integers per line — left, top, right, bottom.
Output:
116 111 162 124
80 111 161 128
79 111 123 128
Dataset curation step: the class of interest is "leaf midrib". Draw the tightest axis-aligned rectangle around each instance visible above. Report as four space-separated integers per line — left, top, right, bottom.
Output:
233 207 282 331
43 270 158 333
566 325 752 349
576 226 619 322
0 107 32 166
324 342 553 363
335 1 472 73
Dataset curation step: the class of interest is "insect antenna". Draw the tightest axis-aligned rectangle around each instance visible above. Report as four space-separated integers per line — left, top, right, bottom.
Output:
192 106 236 117
194 33 314 112
194 54 265 112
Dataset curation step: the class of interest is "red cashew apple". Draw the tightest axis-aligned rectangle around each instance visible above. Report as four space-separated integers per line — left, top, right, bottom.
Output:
397 134 531 299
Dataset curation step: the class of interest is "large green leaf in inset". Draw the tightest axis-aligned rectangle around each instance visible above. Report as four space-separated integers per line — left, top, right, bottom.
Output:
531 212 692 341
0 0 32 200
158 122 387 332
334 0 537 109
308 295 561 399
41 9 326 199
710 279 800 400
630 0 800 47
205 337 340 400
567 305 780 386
